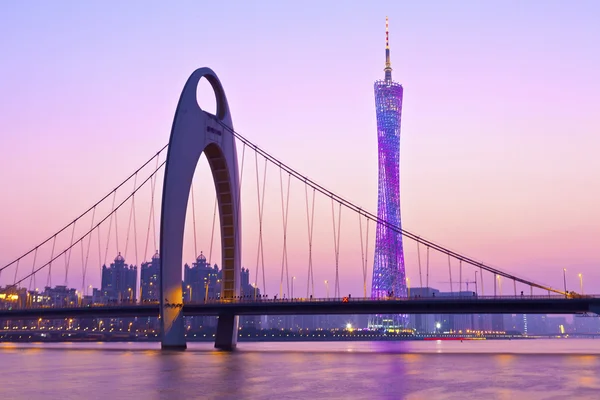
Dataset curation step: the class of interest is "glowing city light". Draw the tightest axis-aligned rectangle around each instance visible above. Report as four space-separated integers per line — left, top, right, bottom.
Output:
370 17 407 329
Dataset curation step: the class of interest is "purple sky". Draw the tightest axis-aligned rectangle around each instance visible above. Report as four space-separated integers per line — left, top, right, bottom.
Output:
0 1 599 297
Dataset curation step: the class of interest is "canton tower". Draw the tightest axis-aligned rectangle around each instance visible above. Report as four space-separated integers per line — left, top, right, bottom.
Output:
370 17 408 329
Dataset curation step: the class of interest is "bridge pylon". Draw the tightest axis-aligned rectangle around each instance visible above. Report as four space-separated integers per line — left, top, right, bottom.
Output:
160 67 241 350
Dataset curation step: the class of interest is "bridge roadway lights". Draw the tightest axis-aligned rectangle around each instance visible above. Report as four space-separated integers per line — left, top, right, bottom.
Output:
159 67 241 351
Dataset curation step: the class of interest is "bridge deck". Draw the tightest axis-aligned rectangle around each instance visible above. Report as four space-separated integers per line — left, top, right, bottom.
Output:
1 297 599 320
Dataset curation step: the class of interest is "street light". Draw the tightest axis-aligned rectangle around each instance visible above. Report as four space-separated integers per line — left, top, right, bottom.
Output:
406 277 411 298
325 280 329 299
292 276 296 299
563 268 567 297
579 273 584 295
187 285 192 302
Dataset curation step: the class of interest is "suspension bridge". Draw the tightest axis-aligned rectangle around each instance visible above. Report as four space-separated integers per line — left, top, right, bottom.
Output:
0 68 593 350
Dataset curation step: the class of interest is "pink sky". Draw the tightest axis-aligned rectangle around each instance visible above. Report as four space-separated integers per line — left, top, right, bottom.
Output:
0 1 599 297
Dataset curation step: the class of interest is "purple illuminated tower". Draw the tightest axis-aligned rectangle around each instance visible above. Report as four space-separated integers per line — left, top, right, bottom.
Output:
370 17 407 329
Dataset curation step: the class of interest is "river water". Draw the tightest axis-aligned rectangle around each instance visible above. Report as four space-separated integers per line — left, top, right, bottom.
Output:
1 339 599 399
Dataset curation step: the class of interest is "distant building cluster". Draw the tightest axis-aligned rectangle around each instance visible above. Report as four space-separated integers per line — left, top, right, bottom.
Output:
0 250 264 332
2 269 599 336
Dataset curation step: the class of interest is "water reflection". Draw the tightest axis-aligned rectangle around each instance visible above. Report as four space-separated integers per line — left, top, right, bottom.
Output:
1 340 600 399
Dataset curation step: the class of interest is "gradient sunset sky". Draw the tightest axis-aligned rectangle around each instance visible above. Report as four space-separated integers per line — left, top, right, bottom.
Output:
0 1 599 297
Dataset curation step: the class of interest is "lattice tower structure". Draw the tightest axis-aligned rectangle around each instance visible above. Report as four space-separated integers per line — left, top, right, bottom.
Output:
370 17 408 329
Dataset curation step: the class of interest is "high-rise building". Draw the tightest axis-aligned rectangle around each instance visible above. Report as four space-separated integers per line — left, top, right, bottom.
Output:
184 252 220 302
370 17 407 329
100 253 137 302
140 251 161 302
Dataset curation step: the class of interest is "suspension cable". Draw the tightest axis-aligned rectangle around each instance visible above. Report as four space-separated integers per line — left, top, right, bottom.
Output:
425 246 430 289
208 196 217 265
6 160 165 290
254 152 268 298
150 155 160 254
124 174 138 260
235 144 247 297
82 206 97 293
64 221 77 286
12 259 20 287
417 241 423 289
365 218 370 297
358 213 367 297
0 145 168 274
97 217 102 271
133 177 140 303
447 254 453 293
27 247 39 290
260 157 268 296
331 199 342 298
217 122 565 295
229 142 246 298
80 240 85 291
114 198 120 256
103 192 118 266
46 235 57 288
79 240 85 291
305 184 316 298
279 169 291 298
191 182 199 258
459 260 463 294
480 266 484 295
143 157 160 262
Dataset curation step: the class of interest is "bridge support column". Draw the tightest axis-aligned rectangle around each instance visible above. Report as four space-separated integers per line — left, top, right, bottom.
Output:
215 313 239 351
161 305 187 350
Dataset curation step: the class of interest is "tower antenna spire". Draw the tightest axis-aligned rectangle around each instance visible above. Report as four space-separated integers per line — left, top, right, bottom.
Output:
384 16 393 81
386 16 390 49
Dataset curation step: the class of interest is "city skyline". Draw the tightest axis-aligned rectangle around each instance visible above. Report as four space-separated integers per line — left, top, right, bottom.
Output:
0 1 599 297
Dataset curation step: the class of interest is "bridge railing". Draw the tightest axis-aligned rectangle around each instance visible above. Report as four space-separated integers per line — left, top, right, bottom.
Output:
188 293 593 304
3 293 595 311
180 293 571 303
